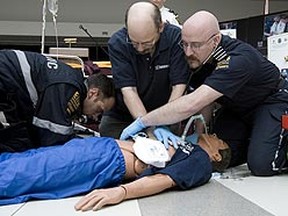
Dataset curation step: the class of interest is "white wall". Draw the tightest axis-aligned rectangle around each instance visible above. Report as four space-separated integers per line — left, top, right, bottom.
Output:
0 21 123 38
0 0 287 37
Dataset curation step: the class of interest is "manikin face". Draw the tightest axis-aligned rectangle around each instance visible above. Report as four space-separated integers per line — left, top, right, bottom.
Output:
82 88 115 121
198 134 229 162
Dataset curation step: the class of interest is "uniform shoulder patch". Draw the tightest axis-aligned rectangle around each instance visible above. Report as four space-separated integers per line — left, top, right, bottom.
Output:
216 56 231 70
66 91 80 116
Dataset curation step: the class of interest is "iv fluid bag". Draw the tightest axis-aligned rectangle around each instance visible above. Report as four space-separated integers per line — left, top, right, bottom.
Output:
48 0 58 17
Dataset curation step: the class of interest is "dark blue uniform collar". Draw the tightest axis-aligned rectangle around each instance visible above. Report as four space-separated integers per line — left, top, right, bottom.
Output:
154 23 171 55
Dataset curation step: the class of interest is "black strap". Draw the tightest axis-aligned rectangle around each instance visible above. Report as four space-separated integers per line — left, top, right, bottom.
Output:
183 66 202 95
183 45 228 95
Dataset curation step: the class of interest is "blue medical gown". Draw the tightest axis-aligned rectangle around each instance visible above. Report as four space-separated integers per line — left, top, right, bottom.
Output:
0 137 126 205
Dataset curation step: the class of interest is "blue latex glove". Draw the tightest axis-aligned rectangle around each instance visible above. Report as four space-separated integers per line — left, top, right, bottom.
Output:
120 117 146 140
185 132 199 144
153 126 181 149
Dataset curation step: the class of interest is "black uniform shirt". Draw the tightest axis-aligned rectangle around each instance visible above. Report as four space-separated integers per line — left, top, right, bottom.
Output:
107 24 189 120
0 50 86 147
203 35 281 115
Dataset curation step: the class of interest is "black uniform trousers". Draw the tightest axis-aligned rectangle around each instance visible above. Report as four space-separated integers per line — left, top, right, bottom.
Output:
0 90 35 152
212 86 288 176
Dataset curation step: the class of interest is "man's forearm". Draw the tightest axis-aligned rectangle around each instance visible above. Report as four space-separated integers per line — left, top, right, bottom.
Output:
141 85 222 127
122 87 147 119
141 92 200 127
168 84 186 102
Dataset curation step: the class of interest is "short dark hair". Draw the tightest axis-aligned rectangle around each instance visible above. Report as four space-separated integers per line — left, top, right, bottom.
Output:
125 1 162 30
87 73 115 98
211 147 231 173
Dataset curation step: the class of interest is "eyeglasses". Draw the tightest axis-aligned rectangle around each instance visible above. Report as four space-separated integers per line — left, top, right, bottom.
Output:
126 35 158 49
179 33 217 51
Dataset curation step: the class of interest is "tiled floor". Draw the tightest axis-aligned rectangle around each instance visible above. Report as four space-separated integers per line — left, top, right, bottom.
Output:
0 164 287 216
215 164 288 216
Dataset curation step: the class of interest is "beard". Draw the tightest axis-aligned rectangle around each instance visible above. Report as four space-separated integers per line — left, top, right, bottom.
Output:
136 47 154 55
185 55 201 69
137 50 150 55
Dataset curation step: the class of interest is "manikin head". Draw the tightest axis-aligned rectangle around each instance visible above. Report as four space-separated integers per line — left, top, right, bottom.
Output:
197 134 231 172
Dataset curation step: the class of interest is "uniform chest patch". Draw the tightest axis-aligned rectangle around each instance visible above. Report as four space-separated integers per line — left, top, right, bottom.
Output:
155 64 169 70
216 56 230 70
66 91 80 115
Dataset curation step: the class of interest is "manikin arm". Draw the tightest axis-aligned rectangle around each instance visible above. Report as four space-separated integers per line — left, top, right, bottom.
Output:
74 174 175 211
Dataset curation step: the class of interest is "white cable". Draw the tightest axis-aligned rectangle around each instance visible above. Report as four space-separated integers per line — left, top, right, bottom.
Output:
181 114 208 141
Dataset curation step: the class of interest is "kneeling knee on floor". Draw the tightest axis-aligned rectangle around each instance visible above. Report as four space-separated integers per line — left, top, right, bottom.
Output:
248 159 275 176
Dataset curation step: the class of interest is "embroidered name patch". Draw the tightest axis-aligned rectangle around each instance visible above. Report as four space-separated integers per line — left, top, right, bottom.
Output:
155 64 169 70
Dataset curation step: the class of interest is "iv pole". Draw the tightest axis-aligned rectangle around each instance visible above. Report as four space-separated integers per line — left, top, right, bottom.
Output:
41 0 58 54
41 0 47 54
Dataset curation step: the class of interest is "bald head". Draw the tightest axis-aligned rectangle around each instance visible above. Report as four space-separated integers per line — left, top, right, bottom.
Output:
181 11 222 69
183 10 220 40
125 2 162 35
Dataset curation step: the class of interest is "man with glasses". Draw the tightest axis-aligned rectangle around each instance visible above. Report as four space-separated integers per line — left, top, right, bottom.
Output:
99 1 189 139
120 10 288 177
